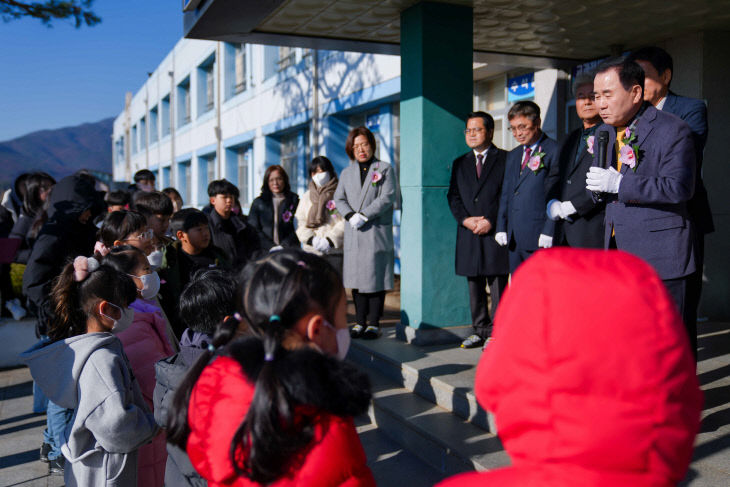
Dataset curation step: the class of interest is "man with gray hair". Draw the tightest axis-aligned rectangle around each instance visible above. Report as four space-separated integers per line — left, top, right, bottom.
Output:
546 72 605 247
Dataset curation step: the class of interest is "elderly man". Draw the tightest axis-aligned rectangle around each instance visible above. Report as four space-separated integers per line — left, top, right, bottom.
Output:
447 111 509 349
628 46 712 349
547 73 605 248
586 57 697 354
495 101 560 273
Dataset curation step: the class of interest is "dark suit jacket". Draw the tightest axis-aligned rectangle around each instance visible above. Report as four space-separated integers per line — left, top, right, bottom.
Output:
663 91 714 234
208 210 263 269
555 127 605 248
447 146 509 277
496 132 560 251
248 191 300 250
594 104 696 280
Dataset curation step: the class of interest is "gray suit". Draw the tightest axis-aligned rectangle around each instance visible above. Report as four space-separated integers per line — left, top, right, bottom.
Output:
334 159 396 292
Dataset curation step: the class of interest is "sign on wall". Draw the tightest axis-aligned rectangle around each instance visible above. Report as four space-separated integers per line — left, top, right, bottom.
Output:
507 73 535 102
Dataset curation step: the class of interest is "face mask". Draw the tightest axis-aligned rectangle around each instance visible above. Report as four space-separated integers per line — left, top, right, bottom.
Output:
137 272 161 300
147 249 163 269
312 171 331 187
138 182 155 192
100 302 135 334
323 320 350 360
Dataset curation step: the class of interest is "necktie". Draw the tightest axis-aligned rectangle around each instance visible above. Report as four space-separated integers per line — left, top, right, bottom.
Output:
476 153 484 178
520 147 532 171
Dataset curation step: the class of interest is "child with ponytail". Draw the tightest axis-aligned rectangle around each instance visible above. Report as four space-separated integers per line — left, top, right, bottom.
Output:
21 255 158 486
167 248 375 486
102 245 176 486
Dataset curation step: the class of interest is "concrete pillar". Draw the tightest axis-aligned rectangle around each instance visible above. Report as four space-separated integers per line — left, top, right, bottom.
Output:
398 2 472 341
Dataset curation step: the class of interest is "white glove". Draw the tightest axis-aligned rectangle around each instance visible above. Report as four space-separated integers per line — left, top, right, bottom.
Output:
547 199 578 222
586 167 622 194
495 232 508 246
538 234 553 248
314 236 331 253
349 213 369 229
269 245 283 253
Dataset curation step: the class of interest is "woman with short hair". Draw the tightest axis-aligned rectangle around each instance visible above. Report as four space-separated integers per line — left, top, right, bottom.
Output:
334 126 396 340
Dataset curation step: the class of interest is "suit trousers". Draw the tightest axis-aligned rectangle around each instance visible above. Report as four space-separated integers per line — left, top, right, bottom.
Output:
468 275 508 339
352 289 386 328
685 232 704 347
663 276 696 360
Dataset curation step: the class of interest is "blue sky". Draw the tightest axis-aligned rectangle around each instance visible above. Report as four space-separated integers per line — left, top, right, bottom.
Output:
0 1 183 141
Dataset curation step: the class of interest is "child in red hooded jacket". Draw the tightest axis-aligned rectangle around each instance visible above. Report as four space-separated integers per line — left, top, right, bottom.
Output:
167 249 375 487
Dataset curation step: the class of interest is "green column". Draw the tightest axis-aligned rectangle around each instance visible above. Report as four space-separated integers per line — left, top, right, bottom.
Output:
399 2 472 337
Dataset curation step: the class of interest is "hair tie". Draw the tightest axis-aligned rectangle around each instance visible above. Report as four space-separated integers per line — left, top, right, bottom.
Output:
264 351 274 362
297 260 306 268
73 256 99 282
207 343 215 353
233 312 243 322
93 241 110 256
269 315 281 323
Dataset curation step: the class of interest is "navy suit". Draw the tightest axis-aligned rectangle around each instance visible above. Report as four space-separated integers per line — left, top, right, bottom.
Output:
595 105 696 281
497 132 560 272
662 91 713 234
554 127 605 248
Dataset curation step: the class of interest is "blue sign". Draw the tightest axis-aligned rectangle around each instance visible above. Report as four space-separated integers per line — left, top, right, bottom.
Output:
507 73 535 102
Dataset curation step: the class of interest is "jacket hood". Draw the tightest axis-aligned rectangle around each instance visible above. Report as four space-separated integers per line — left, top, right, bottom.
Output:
21 333 121 410
46 173 106 223
476 248 702 485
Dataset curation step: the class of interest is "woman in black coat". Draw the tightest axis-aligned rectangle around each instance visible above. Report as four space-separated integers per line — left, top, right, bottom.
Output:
248 165 300 250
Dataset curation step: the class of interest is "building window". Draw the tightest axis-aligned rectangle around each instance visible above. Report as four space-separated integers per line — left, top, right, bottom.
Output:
131 124 138 154
177 77 191 127
178 160 191 204
235 44 246 93
278 46 295 71
198 154 216 206
280 132 299 191
139 117 147 150
197 54 215 116
161 166 171 190
161 96 170 136
149 106 158 144
237 146 250 205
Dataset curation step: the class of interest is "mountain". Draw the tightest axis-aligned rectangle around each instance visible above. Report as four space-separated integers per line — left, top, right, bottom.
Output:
0 117 114 190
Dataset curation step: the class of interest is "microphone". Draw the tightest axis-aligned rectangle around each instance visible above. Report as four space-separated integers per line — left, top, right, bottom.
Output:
593 130 610 201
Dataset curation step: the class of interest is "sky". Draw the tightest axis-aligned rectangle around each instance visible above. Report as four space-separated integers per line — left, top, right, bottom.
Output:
0 1 183 142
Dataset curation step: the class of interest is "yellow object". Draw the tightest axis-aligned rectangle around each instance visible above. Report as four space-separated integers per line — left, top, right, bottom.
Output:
616 127 627 172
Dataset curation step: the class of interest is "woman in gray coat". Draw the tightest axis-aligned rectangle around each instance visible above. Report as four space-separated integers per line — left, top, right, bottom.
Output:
334 126 396 339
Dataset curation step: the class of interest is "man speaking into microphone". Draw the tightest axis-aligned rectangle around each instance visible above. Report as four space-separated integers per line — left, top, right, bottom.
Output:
586 57 698 356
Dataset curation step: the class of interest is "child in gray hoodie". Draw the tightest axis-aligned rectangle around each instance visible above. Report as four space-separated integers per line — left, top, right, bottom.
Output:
22 255 158 487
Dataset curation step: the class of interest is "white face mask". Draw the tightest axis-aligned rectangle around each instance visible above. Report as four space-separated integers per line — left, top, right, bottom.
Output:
147 250 163 269
312 171 331 187
323 320 350 360
137 272 161 300
101 302 135 334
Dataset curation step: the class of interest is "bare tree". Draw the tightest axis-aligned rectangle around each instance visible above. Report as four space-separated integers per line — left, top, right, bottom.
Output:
1 0 100 27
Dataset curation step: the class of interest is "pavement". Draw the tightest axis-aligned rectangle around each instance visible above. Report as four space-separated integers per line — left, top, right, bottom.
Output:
0 312 728 486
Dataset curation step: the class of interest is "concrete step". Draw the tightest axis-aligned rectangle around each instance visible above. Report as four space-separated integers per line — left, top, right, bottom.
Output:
0 318 38 368
349 327 493 431
362 362 510 475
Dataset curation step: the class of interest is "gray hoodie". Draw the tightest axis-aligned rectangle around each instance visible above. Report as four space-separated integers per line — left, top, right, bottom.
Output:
21 332 158 487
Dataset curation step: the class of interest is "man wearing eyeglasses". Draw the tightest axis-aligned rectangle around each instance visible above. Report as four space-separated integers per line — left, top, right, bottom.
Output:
447 111 509 349
495 101 560 272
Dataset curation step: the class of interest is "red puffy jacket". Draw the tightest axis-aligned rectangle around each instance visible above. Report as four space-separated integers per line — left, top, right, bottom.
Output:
438 248 702 487
187 356 375 487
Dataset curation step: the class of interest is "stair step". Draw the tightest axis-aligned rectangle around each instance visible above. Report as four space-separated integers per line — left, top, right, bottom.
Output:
363 364 510 475
349 328 492 431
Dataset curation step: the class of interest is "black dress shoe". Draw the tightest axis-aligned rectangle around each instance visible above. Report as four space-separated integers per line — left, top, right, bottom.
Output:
350 324 364 338
48 456 64 475
362 325 380 339
40 442 51 463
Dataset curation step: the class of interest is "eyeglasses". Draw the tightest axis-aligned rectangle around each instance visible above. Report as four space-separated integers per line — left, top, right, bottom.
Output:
508 124 534 134
464 128 486 135
123 229 154 242
352 143 370 151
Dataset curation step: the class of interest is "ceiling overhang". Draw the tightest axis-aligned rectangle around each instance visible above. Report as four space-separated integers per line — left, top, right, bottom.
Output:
184 0 730 69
